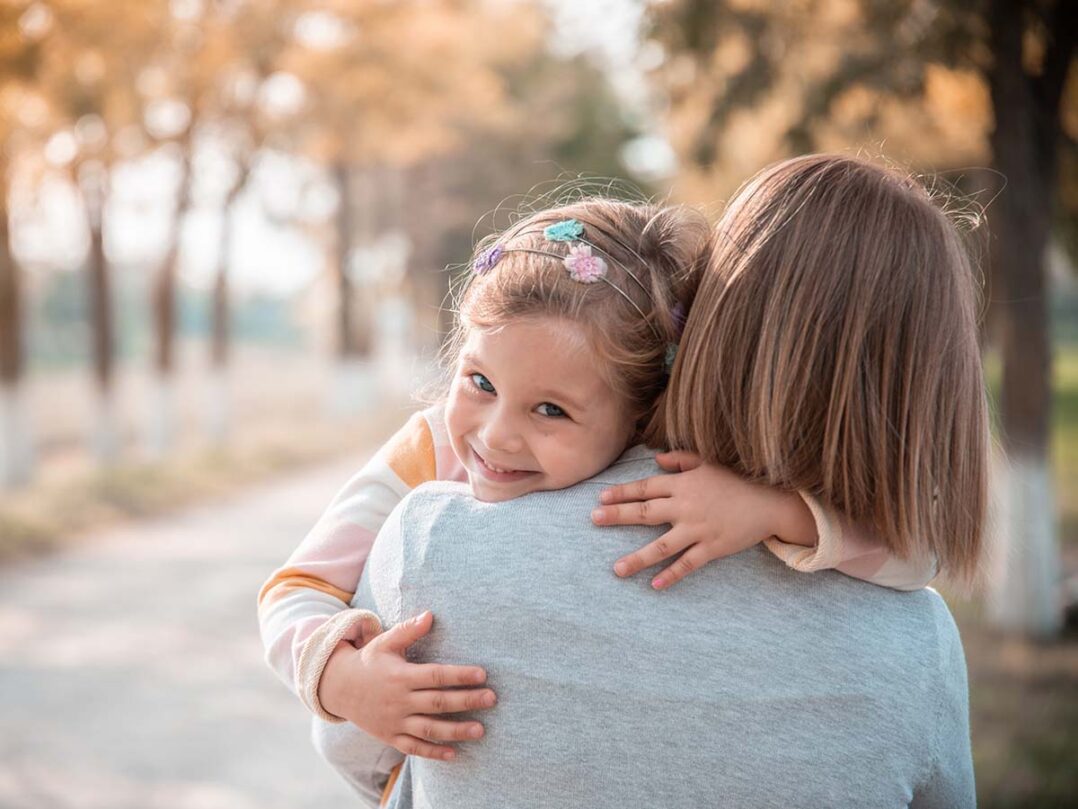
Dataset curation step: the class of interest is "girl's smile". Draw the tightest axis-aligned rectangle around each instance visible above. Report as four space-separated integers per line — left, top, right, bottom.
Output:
445 317 635 503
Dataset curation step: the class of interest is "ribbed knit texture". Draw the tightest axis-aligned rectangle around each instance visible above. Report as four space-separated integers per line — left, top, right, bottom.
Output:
316 448 974 808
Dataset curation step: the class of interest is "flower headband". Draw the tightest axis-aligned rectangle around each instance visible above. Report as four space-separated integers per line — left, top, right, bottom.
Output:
470 218 682 371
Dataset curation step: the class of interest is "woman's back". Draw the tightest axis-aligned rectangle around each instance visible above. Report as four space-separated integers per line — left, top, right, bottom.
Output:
351 449 973 808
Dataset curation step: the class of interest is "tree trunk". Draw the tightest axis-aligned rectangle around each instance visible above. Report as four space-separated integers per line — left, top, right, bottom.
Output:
0 176 33 486
206 183 239 445
328 160 375 415
985 0 1066 636
81 164 119 464
148 147 193 457
334 160 357 360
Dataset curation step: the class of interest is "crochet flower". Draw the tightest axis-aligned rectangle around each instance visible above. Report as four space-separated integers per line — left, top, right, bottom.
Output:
544 219 585 242
563 243 607 283
472 244 503 275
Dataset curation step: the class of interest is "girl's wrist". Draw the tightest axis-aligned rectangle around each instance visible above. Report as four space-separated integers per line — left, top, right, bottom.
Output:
772 490 818 547
317 640 357 721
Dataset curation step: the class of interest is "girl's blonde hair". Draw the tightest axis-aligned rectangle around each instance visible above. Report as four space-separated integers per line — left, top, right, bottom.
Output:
660 154 990 587
445 197 710 439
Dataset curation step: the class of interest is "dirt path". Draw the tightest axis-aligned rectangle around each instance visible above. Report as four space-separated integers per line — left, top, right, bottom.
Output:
0 458 369 809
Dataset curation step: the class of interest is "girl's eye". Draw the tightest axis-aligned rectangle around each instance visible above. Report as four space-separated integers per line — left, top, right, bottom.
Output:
470 373 495 394
536 402 567 418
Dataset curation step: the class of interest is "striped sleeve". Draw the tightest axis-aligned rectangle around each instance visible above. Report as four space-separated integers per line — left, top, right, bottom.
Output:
764 492 938 591
258 405 445 698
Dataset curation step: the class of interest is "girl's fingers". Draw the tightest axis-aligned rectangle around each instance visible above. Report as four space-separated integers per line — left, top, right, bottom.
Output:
650 546 711 590
654 450 704 472
412 688 497 715
592 497 673 528
407 662 488 690
391 734 457 762
613 529 693 578
597 475 673 506
404 716 485 743
378 610 435 654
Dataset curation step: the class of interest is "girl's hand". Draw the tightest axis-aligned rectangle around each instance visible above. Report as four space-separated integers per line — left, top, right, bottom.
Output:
591 451 817 590
318 610 496 761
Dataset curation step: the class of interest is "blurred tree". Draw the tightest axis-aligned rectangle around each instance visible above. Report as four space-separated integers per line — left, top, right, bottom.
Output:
33 0 169 462
139 0 301 450
279 0 542 414
201 4 291 445
649 0 1076 635
0 0 45 486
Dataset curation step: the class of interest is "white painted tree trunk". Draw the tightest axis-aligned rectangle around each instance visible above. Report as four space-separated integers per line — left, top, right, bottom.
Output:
205 366 230 447
0 381 33 487
90 383 121 465
375 294 415 398
146 373 176 460
327 358 377 418
987 452 1063 637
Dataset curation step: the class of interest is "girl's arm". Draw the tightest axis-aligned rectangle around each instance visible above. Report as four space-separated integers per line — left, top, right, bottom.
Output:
763 491 937 591
258 406 463 708
592 450 936 591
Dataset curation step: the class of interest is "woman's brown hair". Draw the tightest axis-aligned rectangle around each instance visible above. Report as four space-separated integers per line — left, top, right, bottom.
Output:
658 154 990 586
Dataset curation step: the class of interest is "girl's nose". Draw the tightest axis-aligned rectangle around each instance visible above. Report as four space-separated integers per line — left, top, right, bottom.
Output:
478 407 524 454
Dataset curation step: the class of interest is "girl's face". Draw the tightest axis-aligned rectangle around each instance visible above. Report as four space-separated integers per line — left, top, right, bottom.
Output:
445 317 635 503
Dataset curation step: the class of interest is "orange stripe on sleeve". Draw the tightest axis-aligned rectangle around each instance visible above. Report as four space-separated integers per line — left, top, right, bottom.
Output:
259 568 355 607
384 413 438 489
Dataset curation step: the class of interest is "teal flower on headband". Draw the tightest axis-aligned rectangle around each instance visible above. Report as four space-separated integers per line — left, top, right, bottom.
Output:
544 219 585 242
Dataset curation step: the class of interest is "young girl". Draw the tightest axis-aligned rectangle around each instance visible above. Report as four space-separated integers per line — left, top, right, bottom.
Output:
258 192 939 776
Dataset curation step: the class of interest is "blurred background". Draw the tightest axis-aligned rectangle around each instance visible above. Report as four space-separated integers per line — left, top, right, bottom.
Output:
0 0 1074 807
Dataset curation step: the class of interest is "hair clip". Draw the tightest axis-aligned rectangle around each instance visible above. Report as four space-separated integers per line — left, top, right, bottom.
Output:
543 219 585 242
472 244 504 275
564 243 607 283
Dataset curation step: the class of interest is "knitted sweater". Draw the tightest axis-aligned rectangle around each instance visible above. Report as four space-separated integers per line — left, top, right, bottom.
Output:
321 449 973 808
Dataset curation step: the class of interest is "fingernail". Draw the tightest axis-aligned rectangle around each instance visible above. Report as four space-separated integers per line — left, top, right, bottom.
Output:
469 725 483 738
651 577 665 589
443 750 455 761
483 692 496 707
614 561 628 576
591 508 604 524
600 490 612 504
472 670 486 684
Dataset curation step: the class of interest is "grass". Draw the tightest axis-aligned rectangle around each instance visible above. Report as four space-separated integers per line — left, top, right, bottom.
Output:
0 408 407 564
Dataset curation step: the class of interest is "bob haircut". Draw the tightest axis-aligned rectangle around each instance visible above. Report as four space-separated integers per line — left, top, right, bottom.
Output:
655 154 990 586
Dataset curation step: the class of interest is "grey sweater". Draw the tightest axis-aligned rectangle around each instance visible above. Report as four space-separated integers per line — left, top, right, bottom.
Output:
317 446 974 808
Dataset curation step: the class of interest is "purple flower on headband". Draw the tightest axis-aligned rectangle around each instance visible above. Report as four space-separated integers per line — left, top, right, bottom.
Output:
671 302 687 337
544 219 585 242
563 243 607 283
472 244 504 275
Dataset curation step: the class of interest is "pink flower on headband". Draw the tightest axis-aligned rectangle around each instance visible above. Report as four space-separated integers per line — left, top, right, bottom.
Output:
563 243 606 283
